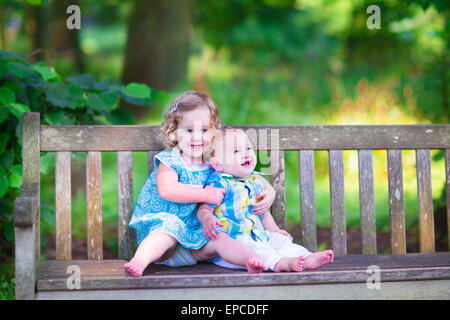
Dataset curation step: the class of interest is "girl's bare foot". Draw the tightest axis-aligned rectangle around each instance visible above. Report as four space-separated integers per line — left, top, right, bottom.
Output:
274 256 306 272
247 258 267 274
124 259 147 277
303 250 334 270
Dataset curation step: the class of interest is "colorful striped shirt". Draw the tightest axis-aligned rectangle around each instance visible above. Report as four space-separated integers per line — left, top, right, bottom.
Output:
205 171 268 242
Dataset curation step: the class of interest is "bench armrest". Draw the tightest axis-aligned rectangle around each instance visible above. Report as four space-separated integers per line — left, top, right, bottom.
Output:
14 182 39 228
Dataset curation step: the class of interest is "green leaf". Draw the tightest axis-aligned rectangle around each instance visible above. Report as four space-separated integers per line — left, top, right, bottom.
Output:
106 108 136 124
7 102 30 119
66 74 96 90
45 111 75 125
0 166 8 198
45 83 85 109
86 91 118 111
0 50 26 62
153 90 172 107
0 151 13 169
0 133 9 155
40 152 56 175
0 62 6 78
0 87 15 105
27 0 42 4
120 83 151 99
6 61 36 79
1 80 22 94
32 62 59 82
92 78 123 91
8 164 22 188
0 106 9 125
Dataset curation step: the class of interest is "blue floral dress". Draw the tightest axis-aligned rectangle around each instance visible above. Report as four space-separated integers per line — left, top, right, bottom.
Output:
129 147 214 250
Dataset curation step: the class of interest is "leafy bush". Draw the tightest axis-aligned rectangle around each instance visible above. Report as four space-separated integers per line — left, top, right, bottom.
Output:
0 49 153 249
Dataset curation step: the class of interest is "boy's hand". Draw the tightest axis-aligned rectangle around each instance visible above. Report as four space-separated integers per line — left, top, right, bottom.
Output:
203 186 225 206
253 189 275 215
202 215 224 239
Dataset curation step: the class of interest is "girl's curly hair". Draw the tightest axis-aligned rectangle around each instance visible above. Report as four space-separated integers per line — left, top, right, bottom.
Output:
159 91 223 149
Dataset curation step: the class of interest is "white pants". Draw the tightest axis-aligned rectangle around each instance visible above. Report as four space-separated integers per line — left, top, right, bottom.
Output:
214 231 311 271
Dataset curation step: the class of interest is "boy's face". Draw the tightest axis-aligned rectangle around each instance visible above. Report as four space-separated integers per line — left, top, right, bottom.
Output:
211 130 257 178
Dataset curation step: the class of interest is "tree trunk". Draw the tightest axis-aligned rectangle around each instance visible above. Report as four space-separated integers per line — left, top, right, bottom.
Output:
121 0 192 121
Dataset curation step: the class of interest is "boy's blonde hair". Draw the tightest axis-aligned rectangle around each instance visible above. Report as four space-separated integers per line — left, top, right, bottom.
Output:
159 91 222 149
211 128 246 157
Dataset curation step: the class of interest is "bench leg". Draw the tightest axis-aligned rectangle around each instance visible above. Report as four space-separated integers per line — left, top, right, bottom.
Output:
15 226 36 300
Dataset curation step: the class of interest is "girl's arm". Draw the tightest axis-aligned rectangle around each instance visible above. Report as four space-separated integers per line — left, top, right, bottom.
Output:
253 174 276 215
261 211 293 240
197 203 223 239
157 163 224 205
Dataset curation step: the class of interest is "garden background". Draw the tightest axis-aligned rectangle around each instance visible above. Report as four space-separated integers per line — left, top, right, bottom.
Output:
0 0 448 299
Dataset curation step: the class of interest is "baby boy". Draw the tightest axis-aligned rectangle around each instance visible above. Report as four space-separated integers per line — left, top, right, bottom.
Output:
197 128 334 272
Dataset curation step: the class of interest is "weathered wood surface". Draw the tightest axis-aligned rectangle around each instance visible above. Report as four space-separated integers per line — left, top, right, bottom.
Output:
446 149 450 252
117 151 134 260
40 124 450 151
269 150 286 230
299 150 317 252
387 150 406 254
36 280 450 300
15 112 40 300
329 150 347 256
147 151 158 176
86 152 103 260
416 149 435 253
37 253 450 291
56 152 72 260
358 150 377 254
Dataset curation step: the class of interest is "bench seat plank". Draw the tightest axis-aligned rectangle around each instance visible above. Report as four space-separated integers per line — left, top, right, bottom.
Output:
37 253 450 292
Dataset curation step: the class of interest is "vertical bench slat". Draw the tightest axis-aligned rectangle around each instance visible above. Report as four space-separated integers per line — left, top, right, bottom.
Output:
329 150 347 256
387 149 406 254
416 149 435 253
358 150 377 254
446 149 450 252
148 151 158 176
15 112 40 300
299 150 317 252
56 152 72 260
118 152 134 260
86 151 103 260
269 150 286 230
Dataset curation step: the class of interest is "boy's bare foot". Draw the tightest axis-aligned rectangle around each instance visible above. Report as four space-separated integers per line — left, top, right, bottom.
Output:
274 256 306 272
124 260 146 277
247 258 267 274
303 250 334 270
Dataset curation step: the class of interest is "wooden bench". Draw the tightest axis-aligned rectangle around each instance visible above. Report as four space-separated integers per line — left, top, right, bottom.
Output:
14 112 450 300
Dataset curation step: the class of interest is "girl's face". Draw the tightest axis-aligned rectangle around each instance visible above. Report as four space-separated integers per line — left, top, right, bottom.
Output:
175 106 213 163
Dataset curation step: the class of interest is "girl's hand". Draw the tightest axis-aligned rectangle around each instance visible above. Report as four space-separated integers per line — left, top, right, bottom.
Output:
275 228 293 241
203 185 225 206
202 215 224 239
253 189 275 215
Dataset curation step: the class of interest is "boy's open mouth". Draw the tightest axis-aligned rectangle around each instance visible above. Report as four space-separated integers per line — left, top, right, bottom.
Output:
241 160 252 167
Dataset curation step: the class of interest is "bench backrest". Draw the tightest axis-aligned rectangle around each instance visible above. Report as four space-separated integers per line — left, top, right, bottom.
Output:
22 113 450 261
